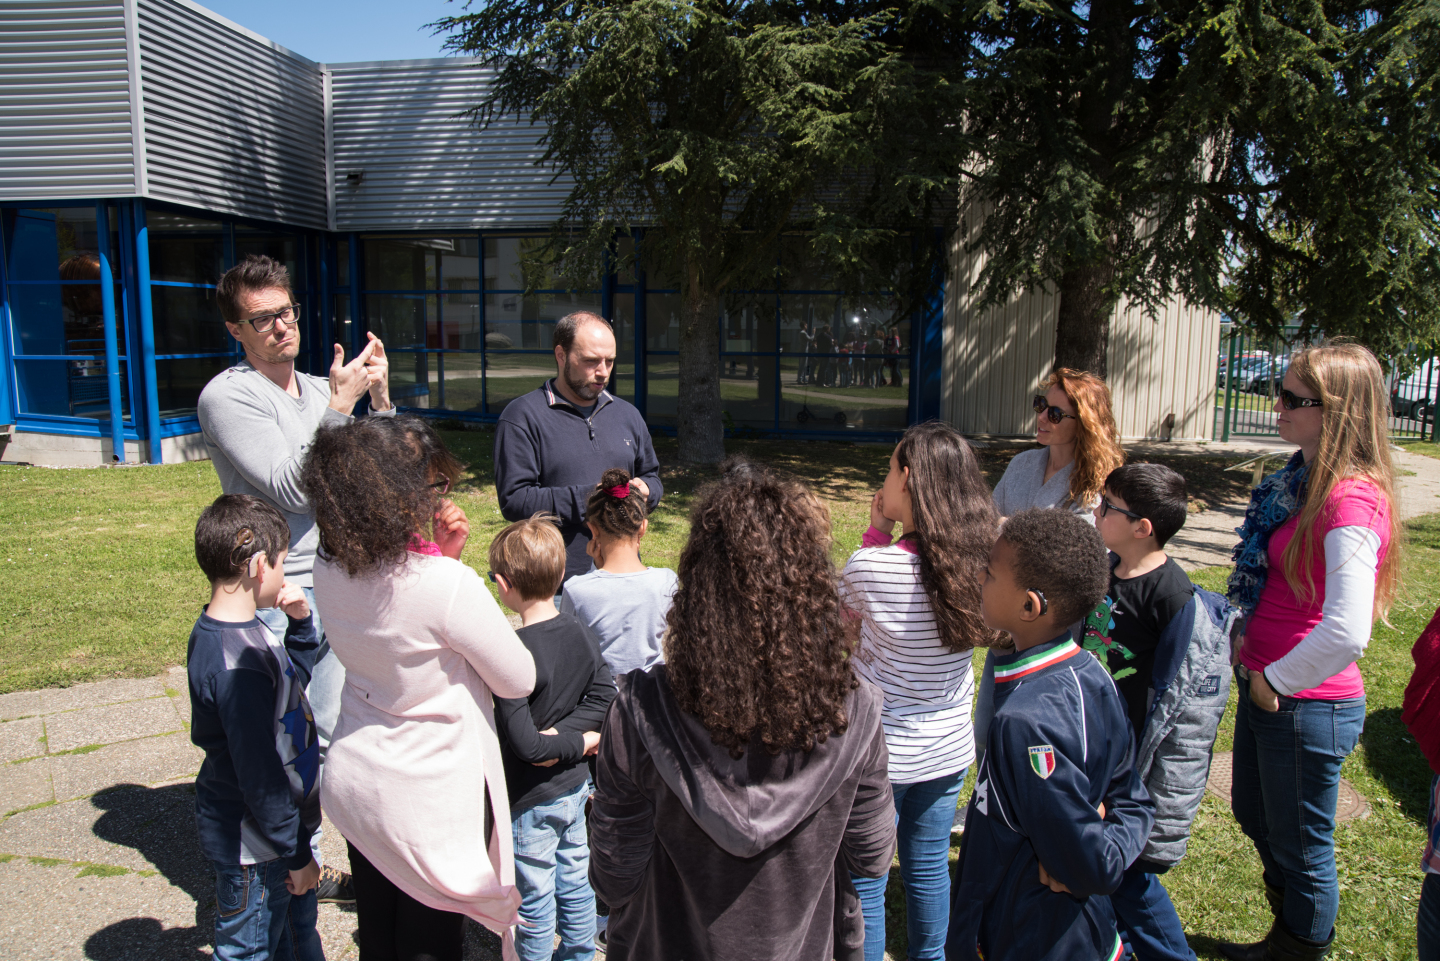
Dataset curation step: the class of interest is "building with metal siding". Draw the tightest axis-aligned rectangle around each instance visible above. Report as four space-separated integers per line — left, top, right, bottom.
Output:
0 0 1213 466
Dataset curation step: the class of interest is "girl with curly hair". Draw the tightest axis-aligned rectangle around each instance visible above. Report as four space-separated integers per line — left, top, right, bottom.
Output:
303 415 536 961
588 459 896 961
841 420 1000 961
560 467 679 678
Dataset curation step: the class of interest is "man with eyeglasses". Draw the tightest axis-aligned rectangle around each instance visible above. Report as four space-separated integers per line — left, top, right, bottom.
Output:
197 254 394 905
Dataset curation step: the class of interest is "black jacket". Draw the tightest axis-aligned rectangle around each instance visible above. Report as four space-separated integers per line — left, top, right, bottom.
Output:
590 667 896 961
494 380 662 581
947 633 1155 961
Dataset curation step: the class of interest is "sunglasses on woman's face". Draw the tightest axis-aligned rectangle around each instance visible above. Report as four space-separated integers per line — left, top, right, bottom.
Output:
1279 388 1322 411
1033 395 1078 424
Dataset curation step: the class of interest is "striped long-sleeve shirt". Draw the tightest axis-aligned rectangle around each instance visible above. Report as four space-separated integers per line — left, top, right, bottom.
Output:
840 527 976 785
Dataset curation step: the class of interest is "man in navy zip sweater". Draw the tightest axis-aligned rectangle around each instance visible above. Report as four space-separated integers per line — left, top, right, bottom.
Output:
948 509 1154 961
494 311 662 583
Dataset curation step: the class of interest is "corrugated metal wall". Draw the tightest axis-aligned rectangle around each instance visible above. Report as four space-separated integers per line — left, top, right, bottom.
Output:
328 58 570 231
134 0 326 228
0 0 138 200
943 203 1221 441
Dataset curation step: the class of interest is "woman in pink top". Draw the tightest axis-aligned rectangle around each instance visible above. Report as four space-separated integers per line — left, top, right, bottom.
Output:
1216 344 1401 961
302 416 536 961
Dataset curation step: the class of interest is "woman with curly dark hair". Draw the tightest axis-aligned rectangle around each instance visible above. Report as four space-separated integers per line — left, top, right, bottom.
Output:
588 458 896 961
303 415 536 961
841 420 999 961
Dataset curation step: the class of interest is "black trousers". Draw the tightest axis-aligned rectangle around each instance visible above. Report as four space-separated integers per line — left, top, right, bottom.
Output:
348 841 466 961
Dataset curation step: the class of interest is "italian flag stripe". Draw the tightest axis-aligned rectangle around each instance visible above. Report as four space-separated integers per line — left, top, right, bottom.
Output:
994 640 1081 682
1107 933 1124 961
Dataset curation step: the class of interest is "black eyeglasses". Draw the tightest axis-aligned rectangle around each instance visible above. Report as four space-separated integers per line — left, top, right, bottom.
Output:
1280 388 1322 411
239 303 301 334
1033 395 1078 424
1100 498 1144 522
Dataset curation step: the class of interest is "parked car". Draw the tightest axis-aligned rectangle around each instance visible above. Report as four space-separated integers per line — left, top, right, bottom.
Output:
1246 359 1290 396
1217 356 1271 390
1392 358 1440 420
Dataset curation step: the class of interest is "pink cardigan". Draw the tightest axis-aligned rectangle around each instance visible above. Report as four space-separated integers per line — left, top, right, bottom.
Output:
313 552 536 948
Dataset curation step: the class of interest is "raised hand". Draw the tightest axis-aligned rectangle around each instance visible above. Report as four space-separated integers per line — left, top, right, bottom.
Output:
630 477 650 500
870 490 895 535
362 332 392 411
328 337 380 414
433 499 470 561
276 582 310 621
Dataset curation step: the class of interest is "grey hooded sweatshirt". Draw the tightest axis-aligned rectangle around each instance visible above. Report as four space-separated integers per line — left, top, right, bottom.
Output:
590 666 895 961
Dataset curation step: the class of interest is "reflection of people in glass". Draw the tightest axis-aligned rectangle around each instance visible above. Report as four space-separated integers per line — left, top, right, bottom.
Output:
797 320 814 384
886 325 903 388
866 325 885 389
816 325 835 387
60 253 105 366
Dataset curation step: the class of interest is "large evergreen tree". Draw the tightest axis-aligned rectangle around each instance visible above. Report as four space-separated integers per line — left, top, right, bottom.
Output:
437 1 964 463
957 0 1440 376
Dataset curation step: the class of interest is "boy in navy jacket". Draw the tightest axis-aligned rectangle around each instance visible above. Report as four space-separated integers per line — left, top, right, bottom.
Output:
947 508 1154 961
188 494 325 961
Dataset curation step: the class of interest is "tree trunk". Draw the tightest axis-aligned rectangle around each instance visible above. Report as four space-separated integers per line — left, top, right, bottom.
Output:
1053 258 1118 378
676 269 726 465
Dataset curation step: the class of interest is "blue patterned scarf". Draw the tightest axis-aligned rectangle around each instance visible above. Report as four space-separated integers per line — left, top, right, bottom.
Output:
1227 450 1310 620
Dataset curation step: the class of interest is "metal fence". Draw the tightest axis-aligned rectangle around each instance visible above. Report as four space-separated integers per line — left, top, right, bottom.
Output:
1214 325 1440 442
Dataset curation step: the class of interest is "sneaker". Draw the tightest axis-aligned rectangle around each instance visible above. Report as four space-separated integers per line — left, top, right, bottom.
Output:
315 865 355 904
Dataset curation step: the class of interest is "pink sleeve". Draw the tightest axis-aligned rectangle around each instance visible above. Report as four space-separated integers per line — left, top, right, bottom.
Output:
861 525 895 549
1324 479 1391 544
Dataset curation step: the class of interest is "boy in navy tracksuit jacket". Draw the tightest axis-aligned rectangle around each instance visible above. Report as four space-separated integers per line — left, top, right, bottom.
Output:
188 494 325 961
948 509 1155 961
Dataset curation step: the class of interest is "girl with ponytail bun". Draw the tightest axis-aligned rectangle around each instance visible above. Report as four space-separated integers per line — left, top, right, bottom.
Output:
560 467 679 679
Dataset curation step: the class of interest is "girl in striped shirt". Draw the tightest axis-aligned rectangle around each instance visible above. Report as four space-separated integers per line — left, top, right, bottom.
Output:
841 421 1000 961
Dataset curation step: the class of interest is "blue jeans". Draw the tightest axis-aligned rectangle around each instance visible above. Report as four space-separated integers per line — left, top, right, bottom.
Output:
512 779 595 961
212 859 323 961
852 767 966 961
1229 669 1365 943
1419 872 1440 961
1112 866 1196 961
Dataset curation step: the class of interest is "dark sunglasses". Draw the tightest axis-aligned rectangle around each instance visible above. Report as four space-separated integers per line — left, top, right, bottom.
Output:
1100 497 1144 522
1033 395 1078 424
1279 388 1322 411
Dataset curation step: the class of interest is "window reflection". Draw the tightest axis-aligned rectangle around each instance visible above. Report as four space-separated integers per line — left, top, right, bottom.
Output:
147 212 224 285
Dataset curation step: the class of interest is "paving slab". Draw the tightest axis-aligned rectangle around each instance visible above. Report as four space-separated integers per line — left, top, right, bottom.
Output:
0 757 53 816
0 717 47 764
50 733 202 803
44 698 184 754
0 690 43 722
39 676 170 715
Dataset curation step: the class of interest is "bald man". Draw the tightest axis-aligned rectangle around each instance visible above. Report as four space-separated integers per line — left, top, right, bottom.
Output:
493 311 663 583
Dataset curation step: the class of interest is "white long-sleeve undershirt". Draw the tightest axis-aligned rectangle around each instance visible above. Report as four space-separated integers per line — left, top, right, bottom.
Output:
1263 525 1381 696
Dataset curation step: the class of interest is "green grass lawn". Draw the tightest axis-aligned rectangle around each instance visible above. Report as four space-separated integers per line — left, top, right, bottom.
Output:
1 431 1432 958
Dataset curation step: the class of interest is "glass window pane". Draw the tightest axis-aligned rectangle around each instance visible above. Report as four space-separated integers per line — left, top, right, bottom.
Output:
779 357 909 430
484 236 564 290
440 236 481 291
336 239 351 288
779 294 841 354
364 236 439 290
13 357 130 421
3 207 119 282
444 293 484 350
645 293 682 351
722 296 775 353
485 291 601 351
365 294 436 350
387 350 434 408
433 353 484 414
614 233 638 286
153 286 232 354
610 293 635 402
155 356 234 419
333 294 353 355
720 354 777 428
147 212 224 285
644 354 678 426
637 230 680 290
8 283 125 357
234 228 299 285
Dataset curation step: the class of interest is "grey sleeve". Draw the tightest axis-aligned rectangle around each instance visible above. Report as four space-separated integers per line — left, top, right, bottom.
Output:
199 384 350 513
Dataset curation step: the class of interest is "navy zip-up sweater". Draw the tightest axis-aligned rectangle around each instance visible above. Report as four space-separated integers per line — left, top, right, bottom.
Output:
188 609 323 870
946 632 1154 961
494 380 663 581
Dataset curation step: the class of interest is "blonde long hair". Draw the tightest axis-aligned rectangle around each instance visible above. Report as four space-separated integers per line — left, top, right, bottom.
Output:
1047 368 1125 508
1281 342 1401 618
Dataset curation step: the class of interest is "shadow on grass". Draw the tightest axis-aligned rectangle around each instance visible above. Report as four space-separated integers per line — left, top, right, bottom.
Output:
1359 707 1433 824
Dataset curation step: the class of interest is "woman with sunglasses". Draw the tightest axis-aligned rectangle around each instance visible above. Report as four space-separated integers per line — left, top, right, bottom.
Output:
303 415 537 961
1215 343 1401 961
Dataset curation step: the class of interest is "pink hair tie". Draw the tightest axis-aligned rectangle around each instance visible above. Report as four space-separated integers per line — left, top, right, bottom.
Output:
608 484 631 499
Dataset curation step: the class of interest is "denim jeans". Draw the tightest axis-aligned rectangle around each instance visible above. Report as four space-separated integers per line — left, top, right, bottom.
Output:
513 778 595 961
212 859 323 961
1229 668 1365 943
1419 872 1440 961
1112 865 1196 961
852 767 966 961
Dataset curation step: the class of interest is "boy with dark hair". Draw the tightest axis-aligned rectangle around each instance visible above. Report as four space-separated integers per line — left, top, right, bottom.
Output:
489 514 617 961
1086 464 1234 961
188 494 325 961
947 508 1154 961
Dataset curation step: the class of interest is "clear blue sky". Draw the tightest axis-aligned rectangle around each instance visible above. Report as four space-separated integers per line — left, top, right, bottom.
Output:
199 0 462 64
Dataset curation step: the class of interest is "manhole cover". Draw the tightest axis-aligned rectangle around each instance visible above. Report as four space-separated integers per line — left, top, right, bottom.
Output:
1206 752 1369 822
